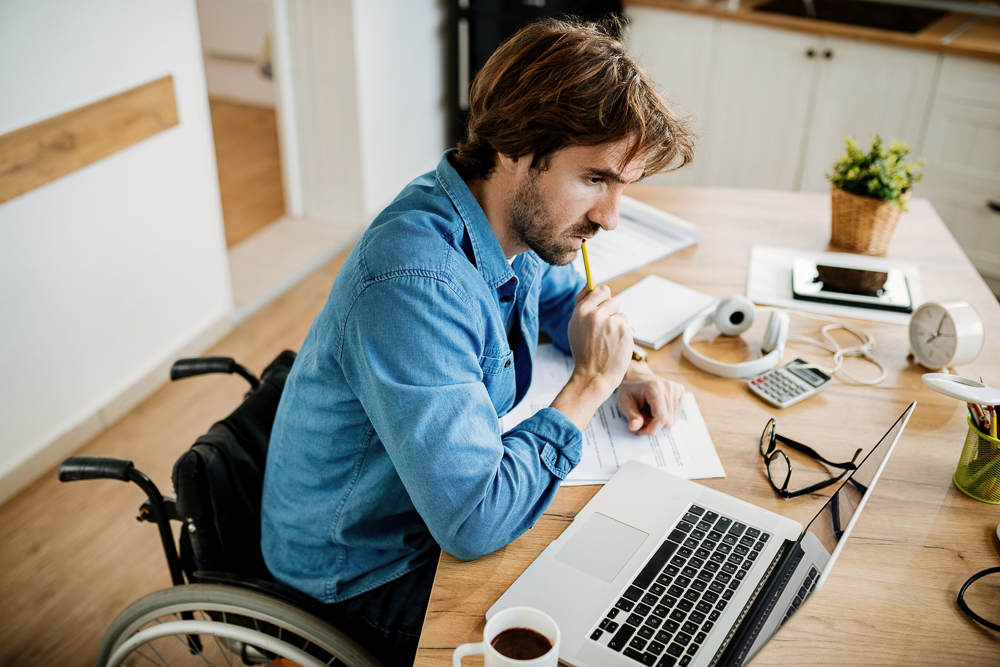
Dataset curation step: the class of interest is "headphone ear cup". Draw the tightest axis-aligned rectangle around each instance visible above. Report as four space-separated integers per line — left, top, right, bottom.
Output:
761 311 789 354
714 295 756 336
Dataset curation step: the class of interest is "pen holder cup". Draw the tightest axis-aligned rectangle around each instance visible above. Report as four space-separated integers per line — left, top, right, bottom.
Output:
953 417 1000 504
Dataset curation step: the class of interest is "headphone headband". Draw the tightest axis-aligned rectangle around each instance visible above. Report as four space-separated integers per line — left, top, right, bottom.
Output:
681 299 788 378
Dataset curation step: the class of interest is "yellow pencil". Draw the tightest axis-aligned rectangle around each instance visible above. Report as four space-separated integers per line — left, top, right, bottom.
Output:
581 240 594 292
992 406 998 439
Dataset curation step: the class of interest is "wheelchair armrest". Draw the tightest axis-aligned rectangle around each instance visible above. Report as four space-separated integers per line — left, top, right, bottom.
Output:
58 456 133 482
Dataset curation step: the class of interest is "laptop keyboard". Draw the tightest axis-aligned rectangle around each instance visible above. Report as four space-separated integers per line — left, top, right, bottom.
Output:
780 565 819 626
588 504 771 667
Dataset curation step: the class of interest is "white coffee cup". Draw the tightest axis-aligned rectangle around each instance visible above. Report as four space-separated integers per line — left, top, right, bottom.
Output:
453 606 561 666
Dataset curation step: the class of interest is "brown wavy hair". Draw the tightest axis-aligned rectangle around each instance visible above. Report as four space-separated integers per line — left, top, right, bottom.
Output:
453 17 695 181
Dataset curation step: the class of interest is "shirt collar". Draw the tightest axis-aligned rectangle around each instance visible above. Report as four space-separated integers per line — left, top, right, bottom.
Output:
436 150 515 290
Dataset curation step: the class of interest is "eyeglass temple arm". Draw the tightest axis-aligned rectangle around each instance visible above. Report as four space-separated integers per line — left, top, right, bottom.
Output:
775 434 863 469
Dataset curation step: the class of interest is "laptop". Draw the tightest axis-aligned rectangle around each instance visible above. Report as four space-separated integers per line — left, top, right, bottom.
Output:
488 402 916 667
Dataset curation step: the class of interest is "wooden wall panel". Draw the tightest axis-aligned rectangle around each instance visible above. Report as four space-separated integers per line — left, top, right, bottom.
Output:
0 75 179 205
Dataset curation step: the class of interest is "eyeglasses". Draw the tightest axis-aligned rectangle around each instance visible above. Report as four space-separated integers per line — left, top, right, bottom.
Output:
958 566 1000 633
759 418 862 499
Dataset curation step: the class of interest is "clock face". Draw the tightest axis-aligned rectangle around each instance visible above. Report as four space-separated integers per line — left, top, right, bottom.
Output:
910 303 957 370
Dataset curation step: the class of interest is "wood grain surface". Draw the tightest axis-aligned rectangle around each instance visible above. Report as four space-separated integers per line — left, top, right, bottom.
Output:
416 185 1000 666
0 76 179 205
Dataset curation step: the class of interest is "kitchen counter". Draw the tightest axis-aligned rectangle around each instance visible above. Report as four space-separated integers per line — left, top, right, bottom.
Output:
626 0 1000 62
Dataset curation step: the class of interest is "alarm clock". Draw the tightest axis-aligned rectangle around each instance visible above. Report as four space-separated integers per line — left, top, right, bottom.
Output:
908 300 985 370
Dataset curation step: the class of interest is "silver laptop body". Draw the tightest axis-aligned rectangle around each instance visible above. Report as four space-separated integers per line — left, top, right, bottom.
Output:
489 403 915 667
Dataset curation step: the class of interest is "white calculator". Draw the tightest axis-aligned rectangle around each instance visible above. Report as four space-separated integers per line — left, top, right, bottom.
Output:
748 358 833 409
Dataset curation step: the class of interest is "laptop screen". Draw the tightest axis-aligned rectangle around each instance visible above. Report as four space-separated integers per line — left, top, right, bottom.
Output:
739 402 915 665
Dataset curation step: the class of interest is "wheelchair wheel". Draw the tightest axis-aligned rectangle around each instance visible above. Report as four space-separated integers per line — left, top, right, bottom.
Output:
98 584 382 667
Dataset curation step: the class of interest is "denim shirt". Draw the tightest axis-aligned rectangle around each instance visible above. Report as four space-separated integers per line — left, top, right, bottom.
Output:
261 151 585 603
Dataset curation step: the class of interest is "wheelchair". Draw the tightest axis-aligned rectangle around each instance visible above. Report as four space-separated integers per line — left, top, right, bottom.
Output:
58 351 384 667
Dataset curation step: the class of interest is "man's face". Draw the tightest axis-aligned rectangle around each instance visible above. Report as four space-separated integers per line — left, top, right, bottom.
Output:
506 140 646 266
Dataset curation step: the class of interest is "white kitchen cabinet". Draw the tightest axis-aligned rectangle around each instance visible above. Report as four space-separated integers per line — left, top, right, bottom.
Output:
920 56 1000 279
625 5 719 186
799 36 939 193
700 20 818 190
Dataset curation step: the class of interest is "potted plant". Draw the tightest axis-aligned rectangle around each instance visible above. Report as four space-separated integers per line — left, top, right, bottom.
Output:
827 135 926 255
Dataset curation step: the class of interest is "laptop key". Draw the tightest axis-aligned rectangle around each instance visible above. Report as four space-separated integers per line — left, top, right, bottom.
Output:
735 545 749 556
678 547 693 558
704 561 720 573
683 538 699 549
591 629 603 640
703 591 719 603
682 621 699 635
745 527 760 539
656 629 674 644
697 520 713 532
668 585 684 598
616 599 634 612
686 643 699 656
670 556 687 568
676 521 694 534
656 656 677 667
677 599 693 612
669 609 686 622
739 536 755 547
646 615 662 629
722 562 737 574
607 621 620 633
747 551 759 561
683 590 699 602
608 624 636 651
675 632 692 647
667 529 687 544
665 565 680 576
708 582 725 594
630 637 648 651
704 511 719 523
736 570 746 580
716 572 731 584
695 601 712 614
624 586 645 601
723 590 734 600
728 522 747 536
741 560 753 570
633 540 680 589
622 647 645 663
650 583 666 596
753 541 765 552
688 505 705 516
637 603 652 616
714 517 732 533
653 604 669 618
691 580 707 593
679 656 692 666
642 593 660 606
666 642 685 657
689 611 706 624
709 611 720 621
649 641 665 656
709 552 726 563
695 632 707 644
716 599 728 610
676 576 691 588
716 544 732 555
689 557 705 569
681 566 697 578
696 570 713 582
608 608 620 619
695 548 710 560
600 618 611 630
682 512 700 524
759 532 770 542
662 595 678 608
702 621 714 632
638 626 655 640
664 620 680 633
657 574 673 586
628 613 645 626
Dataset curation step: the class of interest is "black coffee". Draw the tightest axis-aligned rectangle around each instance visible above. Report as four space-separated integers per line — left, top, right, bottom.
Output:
491 627 552 660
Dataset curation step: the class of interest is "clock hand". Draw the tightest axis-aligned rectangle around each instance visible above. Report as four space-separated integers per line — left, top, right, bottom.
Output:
936 313 947 336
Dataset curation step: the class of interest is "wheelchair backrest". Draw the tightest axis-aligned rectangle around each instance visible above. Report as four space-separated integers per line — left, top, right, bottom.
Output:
172 350 296 582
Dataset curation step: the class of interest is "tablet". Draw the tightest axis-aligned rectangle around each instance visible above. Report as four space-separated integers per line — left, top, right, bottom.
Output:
791 258 912 313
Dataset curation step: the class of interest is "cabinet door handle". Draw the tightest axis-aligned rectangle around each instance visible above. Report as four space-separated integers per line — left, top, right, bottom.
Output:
824 49 834 59
806 48 816 58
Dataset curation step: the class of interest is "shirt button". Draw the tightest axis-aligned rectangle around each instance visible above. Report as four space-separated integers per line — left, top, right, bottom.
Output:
504 359 512 368
500 295 512 303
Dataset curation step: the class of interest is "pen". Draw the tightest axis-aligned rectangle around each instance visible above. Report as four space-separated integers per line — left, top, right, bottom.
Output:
991 406 998 439
581 240 594 292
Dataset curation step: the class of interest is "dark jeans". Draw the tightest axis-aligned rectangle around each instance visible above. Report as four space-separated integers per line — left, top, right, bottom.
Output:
317 553 440 666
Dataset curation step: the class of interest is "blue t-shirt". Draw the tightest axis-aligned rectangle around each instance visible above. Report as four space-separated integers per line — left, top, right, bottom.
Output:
261 150 585 603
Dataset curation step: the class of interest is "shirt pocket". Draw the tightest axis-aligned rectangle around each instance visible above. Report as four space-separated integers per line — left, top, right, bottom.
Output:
480 348 516 417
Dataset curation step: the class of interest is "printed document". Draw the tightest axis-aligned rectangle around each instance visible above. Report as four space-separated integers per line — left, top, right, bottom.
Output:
500 344 725 485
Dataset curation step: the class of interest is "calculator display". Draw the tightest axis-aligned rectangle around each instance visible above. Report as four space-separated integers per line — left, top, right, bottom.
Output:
787 365 829 387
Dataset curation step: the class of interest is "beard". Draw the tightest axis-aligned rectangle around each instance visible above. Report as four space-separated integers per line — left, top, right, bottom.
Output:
507 168 602 266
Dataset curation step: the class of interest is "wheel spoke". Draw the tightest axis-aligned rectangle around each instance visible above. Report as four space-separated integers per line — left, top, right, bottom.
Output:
210 634 235 667
133 646 169 667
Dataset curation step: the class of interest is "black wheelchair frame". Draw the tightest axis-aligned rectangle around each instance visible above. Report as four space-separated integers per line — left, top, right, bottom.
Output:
58 351 382 667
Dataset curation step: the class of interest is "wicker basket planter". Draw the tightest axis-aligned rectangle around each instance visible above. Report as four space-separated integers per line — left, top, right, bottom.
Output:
830 184 910 255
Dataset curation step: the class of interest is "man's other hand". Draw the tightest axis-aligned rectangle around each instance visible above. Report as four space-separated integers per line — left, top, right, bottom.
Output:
617 361 684 434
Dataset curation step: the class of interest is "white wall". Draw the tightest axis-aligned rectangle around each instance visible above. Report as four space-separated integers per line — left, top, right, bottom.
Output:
0 0 232 496
281 0 448 226
197 0 276 106
353 0 449 221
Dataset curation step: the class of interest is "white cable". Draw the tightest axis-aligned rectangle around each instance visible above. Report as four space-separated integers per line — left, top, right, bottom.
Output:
781 309 888 385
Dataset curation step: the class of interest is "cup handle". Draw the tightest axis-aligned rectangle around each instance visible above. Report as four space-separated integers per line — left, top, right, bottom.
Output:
453 642 484 666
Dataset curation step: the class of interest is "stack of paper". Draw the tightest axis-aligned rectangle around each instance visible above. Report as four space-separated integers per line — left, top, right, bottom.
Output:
499 344 725 485
571 195 700 285
615 275 718 350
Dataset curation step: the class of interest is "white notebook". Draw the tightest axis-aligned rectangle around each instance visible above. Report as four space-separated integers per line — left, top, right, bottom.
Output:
616 275 718 350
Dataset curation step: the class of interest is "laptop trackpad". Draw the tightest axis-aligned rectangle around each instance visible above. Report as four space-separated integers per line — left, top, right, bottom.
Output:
555 512 648 583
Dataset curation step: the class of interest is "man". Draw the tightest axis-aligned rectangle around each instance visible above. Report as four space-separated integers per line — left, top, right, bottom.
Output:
261 17 695 665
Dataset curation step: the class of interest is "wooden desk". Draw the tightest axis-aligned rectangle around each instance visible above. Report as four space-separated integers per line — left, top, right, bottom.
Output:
414 185 1000 666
